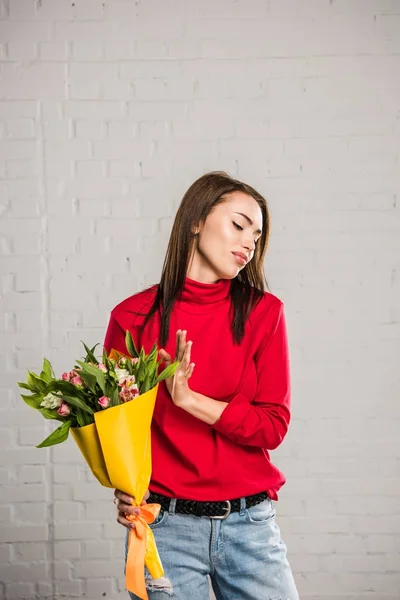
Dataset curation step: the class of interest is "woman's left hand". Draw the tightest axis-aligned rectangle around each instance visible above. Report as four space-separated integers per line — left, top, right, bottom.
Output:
159 330 195 407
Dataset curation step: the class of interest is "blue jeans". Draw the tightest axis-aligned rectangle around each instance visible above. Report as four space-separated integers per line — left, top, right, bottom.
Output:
126 497 299 600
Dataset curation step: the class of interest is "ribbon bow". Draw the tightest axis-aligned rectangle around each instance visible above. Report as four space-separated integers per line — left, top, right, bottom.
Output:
125 503 164 600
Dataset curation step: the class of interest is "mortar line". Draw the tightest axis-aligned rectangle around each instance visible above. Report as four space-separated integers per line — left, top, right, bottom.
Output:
37 99 56 599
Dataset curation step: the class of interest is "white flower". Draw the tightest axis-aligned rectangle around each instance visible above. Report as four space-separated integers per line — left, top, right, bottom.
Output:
115 368 130 385
124 374 137 388
40 393 62 409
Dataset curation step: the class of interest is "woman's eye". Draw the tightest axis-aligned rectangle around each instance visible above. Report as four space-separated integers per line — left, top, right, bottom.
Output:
233 222 243 231
232 221 260 244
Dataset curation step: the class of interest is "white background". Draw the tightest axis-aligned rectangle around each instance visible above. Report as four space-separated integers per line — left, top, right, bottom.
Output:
1 1 399 599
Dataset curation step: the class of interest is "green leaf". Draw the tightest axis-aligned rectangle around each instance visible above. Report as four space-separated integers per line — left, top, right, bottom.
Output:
155 361 180 385
135 349 146 383
57 395 94 415
110 387 120 408
141 371 152 394
38 407 64 420
20 393 43 410
75 361 106 394
45 380 85 398
27 371 47 393
147 343 158 364
18 382 33 390
78 370 97 394
125 331 139 359
40 358 54 383
102 347 109 364
36 421 71 448
82 342 99 365
76 411 91 427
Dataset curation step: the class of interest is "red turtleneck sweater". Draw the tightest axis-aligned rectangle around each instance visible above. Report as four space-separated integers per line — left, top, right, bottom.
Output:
104 277 291 501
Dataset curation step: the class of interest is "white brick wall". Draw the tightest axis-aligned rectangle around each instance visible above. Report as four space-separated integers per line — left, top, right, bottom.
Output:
1 0 399 599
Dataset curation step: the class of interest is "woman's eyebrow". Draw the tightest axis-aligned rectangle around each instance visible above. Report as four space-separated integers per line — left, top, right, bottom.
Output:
233 212 262 235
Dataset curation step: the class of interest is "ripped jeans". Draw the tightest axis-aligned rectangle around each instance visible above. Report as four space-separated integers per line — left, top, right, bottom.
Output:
125 497 299 600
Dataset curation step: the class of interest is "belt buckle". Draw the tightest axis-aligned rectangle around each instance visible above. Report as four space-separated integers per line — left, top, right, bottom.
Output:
210 500 231 520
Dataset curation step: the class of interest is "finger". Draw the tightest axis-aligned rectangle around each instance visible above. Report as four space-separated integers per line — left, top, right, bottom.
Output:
117 501 140 516
180 340 192 369
114 489 135 505
184 362 195 378
117 512 136 529
159 349 171 364
175 329 181 361
178 330 187 361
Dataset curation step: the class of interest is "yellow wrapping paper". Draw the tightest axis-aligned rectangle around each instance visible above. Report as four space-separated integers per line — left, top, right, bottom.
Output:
70 383 163 600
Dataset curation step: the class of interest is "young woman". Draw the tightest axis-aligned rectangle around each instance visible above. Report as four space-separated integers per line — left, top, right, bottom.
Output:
104 171 299 600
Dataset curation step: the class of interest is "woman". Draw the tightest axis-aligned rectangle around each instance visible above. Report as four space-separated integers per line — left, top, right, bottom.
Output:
104 171 299 600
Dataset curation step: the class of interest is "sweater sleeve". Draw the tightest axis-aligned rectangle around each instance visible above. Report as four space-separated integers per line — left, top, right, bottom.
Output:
212 302 291 450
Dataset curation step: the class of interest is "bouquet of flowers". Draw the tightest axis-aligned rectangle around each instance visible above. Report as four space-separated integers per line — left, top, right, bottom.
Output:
18 331 178 600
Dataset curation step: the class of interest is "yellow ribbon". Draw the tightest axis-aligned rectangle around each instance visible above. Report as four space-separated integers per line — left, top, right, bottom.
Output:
125 503 164 600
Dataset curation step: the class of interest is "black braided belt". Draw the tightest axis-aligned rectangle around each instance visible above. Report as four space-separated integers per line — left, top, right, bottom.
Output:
148 490 269 520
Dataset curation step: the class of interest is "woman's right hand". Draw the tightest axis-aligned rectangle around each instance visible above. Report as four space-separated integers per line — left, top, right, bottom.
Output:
114 489 150 529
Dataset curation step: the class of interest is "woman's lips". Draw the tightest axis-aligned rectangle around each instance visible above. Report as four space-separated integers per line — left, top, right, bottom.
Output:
232 252 247 265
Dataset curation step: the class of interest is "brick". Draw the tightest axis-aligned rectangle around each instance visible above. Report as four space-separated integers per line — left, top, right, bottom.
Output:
18 465 45 484
53 501 83 521
14 542 46 561
39 40 69 61
5 582 35 600
36 582 53 598
6 159 39 178
72 483 112 502
0 428 15 449
0 525 48 543
18 426 48 446
72 0 104 20
5 118 35 139
74 559 122 578
0 543 12 562
2 449 47 467
53 484 72 501
0 562 48 583
55 579 83 597
0 140 38 160
0 63 67 101
103 520 124 541
52 464 83 483
15 503 47 524
54 540 82 560
74 119 106 139
85 577 115 597
54 559 73 580
54 522 102 540
84 540 111 559
1 484 47 504
0 506 12 522
65 101 125 120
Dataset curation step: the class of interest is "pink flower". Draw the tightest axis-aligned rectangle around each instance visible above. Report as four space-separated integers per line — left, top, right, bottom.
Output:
57 402 70 416
97 363 107 373
119 382 139 403
70 375 83 387
61 372 70 381
98 396 110 408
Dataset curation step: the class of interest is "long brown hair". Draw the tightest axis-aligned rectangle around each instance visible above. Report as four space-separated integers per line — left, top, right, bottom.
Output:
139 171 271 346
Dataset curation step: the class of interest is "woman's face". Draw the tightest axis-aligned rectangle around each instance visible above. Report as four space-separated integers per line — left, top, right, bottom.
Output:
188 191 263 283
